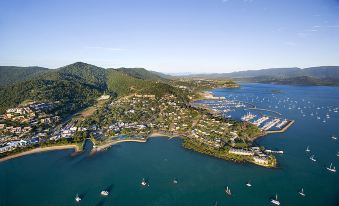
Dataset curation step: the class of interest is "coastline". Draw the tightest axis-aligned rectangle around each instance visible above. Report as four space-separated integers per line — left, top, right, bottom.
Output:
91 132 176 154
0 144 80 163
0 86 283 168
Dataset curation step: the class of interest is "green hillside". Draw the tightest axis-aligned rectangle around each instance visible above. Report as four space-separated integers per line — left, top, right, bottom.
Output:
0 62 186 114
0 66 49 86
117 67 167 82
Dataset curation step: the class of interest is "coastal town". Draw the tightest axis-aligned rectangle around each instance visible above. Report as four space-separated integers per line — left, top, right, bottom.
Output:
0 102 60 154
0 79 287 167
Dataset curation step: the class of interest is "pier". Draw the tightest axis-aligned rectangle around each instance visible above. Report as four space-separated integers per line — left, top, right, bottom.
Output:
266 120 295 134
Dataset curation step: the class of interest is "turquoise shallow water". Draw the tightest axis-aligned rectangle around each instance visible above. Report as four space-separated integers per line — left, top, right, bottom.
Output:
0 83 338 206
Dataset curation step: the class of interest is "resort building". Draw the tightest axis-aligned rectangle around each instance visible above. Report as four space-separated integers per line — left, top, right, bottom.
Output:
229 148 254 156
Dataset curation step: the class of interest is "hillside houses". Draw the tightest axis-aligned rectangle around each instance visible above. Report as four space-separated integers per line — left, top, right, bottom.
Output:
0 102 61 154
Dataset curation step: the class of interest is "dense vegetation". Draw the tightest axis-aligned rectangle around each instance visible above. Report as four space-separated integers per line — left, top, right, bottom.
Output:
0 66 49 86
117 67 167 82
0 62 188 114
0 79 101 115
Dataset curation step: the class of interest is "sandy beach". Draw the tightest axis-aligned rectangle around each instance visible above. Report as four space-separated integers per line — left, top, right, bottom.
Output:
0 144 80 163
91 132 178 153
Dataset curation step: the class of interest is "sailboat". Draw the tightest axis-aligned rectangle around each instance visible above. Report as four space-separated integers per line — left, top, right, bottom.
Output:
224 186 232 196
326 163 336 172
270 194 280 205
298 188 305 197
246 181 252 187
305 146 310 152
331 135 337 140
141 178 148 186
310 155 316 162
75 194 81 202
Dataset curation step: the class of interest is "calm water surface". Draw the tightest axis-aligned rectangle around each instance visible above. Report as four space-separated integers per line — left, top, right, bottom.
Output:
0 83 338 206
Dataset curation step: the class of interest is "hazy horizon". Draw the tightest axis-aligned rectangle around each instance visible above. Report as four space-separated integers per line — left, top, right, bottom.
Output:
1 0 339 73
2 61 339 75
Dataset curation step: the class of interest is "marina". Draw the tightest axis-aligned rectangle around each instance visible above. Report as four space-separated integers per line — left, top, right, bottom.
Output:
194 93 294 134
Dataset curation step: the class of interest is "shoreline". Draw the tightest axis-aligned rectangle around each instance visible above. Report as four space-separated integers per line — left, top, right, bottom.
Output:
0 144 80 163
91 132 176 154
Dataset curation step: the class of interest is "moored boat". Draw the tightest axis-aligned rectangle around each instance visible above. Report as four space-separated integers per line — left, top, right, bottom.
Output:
326 163 336 173
270 194 280 205
75 194 81 203
298 188 305 197
224 186 231 196
141 178 148 186
310 155 316 162
101 190 109 196
246 181 252 187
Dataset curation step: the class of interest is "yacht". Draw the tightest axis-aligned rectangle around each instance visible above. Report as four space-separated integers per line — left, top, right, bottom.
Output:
224 186 232 196
141 178 148 186
331 135 337 140
298 188 305 197
270 194 280 205
173 178 178 184
75 194 81 203
246 181 252 187
100 190 109 196
305 146 310 152
310 155 316 162
326 163 336 173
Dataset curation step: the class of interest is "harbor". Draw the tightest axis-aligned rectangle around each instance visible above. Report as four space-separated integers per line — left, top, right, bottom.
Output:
195 92 294 134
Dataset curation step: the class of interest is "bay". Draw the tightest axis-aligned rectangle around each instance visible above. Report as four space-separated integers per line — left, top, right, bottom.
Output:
0 83 338 206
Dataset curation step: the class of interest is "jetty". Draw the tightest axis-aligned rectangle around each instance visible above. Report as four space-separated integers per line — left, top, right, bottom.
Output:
266 120 294 134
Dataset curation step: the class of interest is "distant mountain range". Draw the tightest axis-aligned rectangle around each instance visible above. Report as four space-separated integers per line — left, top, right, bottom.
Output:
179 66 339 86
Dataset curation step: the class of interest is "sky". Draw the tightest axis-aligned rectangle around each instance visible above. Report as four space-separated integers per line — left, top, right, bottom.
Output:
1 0 339 73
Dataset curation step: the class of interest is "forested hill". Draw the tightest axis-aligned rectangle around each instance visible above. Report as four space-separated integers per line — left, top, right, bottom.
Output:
0 62 183 114
116 67 167 82
0 66 49 87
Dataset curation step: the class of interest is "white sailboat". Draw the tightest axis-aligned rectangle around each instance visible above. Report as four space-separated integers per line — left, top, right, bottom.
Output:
246 181 252 187
270 194 280 205
141 178 148 186
326 163 336 172
75 194 81 203
225 186 232 196
298 188 305 197
331 135 337 140
305 146 310 152
310 155 316 162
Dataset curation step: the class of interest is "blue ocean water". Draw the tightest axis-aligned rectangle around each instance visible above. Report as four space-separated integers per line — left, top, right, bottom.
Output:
0 83 338 206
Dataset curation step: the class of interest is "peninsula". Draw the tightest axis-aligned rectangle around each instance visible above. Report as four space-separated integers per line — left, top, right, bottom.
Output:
0 62 292 167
